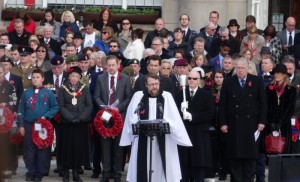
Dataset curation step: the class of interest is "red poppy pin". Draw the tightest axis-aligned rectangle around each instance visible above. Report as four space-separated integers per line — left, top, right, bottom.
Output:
66 27 71 31
243 43 249 48
216 60 220 65
269 85 274 90
248 81 252 87
140 109 145 115
67 67 73 73
76 92 82 97
297 85 300 90
117 74 122 80
206 81 212 86
9 80 14 85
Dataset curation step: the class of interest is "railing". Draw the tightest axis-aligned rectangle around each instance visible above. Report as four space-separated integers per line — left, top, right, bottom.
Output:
4 0 162 9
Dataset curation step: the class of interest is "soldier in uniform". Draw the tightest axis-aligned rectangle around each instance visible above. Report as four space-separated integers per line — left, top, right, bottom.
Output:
0 56 22 175
65 55 78 70
11 46 35 90
78 54 94 87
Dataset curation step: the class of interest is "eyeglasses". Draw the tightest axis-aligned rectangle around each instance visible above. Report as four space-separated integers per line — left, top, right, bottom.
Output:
151 43 162 46
230 25 237 27
37 35 43 38
102 32 108 34
122 22 130 25
147 83 160 87
187 77 199 80
109 45 118 48
162 67 170 70
37 50 46 53
211 29 216 31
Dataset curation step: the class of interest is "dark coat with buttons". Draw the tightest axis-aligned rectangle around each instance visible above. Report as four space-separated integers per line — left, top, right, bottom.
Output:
176 87 214 168
219 74 267 158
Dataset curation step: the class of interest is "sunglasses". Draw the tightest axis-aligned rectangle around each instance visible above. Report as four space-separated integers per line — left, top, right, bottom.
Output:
37 50 46 53
102 32 108 34
187 77 199 80
122 22 130 25
162 67 170 70
109 45 118 48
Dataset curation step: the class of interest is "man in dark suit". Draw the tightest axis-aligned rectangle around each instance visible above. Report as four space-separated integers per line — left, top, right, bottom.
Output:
195 22 219 57
177 70 214 181
277 17 300 55
133 55 175 96
179 14 197 45
199 11 221 34
210 40 231 71
39 24 61 56
73 32 84 55
144 18 168 48
94 55 132 182
151 37 172 60
219 57 267 182
8 19 31 46
43 55 67 176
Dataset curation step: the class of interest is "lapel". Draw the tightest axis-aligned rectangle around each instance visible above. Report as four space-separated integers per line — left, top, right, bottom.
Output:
233 75 243 96
104 72 109 100
284 30 288 44
116 74 122 99
238 75 252 101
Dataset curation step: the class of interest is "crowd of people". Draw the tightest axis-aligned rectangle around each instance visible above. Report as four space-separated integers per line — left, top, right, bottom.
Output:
0 7 300 182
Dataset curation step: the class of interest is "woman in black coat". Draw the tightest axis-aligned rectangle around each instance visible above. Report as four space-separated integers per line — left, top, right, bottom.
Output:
266 64 296 153
58 66 93 182
176 70 214 182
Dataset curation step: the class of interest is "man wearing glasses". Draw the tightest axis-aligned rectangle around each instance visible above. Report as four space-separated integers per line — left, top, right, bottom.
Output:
195 21 218 57
120 73 192 182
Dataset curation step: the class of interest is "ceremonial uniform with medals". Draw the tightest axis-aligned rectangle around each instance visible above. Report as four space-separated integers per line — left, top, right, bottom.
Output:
0 78 17 178
43 56 68 176
10 47 36 90
57 66 93 179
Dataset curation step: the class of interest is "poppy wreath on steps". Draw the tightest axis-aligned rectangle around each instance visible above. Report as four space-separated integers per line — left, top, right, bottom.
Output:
94 109 123 138
32 118 54 149
0 107 15 134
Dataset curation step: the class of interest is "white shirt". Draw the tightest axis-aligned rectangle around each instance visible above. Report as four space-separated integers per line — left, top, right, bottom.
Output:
53 73 63 87
108 72 118 90
5 72 10 81
95 66 103 72
84 32 96 48
189 87 198 96
286 29 295 45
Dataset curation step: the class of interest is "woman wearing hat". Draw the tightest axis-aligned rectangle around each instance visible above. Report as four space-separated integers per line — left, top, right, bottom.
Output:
58 66 92 182
228 19 243 45
266 64 296 153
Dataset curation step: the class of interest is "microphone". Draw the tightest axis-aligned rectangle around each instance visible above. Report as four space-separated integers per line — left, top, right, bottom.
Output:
157 103 163 114
134 102 144 114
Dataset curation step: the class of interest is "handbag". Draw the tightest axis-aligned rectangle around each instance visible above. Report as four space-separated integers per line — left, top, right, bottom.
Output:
265 133 286 154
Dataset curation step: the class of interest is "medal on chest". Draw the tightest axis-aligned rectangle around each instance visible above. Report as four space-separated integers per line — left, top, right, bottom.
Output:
72 93 77 105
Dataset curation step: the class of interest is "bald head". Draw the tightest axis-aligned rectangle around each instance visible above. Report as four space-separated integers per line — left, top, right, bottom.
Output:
285 17 296 32
155 18 165 31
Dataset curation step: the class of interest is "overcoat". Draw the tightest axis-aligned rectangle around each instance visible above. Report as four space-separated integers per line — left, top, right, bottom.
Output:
219 74 267 158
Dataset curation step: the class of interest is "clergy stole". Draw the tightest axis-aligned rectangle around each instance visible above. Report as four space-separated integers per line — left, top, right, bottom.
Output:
137 90 166 182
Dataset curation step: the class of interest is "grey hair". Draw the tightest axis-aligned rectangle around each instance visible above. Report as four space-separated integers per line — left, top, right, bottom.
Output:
90 51 106 60
236 57 249 68
43 23 54 32
218 26 229 35
143 48 155 58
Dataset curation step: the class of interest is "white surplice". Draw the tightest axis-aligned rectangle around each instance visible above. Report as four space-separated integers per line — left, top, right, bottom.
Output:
120 91 192 182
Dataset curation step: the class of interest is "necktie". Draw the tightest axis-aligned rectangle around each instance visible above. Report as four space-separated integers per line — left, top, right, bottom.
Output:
109 76 115 105
289 32 293 47
241 79 245 88
97 68 101 73
55 76 59 93
190 90 194 98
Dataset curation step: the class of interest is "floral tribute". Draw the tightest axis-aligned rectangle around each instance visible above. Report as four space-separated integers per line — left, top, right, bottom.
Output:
31 118 54 149
94 109 124 138
0 107 15 134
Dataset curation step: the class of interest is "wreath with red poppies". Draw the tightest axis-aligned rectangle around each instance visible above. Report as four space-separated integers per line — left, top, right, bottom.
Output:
94 109 123 138
31 118 54 149
0 107 15 134
10 133 24 144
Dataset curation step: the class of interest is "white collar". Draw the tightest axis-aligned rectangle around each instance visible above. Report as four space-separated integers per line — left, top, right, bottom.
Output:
5 72 10 81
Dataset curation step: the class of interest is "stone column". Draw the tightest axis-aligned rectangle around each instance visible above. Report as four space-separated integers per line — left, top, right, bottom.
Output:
162 0 248 32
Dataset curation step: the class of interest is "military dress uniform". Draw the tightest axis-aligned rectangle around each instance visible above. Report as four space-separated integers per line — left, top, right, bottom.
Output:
10 64 35 90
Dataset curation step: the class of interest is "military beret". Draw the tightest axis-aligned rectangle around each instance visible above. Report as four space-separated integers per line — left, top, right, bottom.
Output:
50 55 64 65
77 54 89 62
65 55 78 64
0 56 13 65
18 46 34 56
174 58 188 66
0 44 6 49
127 58 140 66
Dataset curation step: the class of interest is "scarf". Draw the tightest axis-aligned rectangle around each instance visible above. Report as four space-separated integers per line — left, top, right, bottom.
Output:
274 81 285 97
137 89 166 182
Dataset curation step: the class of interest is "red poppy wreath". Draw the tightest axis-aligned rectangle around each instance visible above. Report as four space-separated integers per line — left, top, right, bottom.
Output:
0 107 15 134
94 109 124 138
31 118 54 149
10 133 24 144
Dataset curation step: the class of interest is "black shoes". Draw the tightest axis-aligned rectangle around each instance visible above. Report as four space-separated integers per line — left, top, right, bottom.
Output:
100 177 109 182
72 168 83 182
91 171 101 178
62 170 69 182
